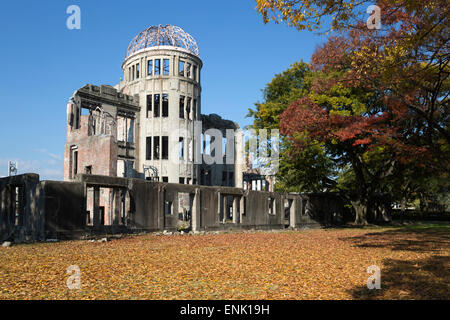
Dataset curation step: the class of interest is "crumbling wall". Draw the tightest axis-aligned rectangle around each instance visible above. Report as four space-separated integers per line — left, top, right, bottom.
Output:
0 174 44 242
0 174 349 243
129 179 161 230
41 181 85 238
64 84 140 182
241 191 283 229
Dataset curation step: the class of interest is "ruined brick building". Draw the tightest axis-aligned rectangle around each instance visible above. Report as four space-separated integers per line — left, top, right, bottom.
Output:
0 25 362 243
64 25 249 188
63 25 281 226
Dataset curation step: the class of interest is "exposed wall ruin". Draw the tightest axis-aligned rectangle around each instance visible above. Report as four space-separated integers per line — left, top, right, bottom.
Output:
0 174 349 243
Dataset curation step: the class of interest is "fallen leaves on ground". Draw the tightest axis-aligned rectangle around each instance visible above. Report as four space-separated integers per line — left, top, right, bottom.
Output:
0 225 448 300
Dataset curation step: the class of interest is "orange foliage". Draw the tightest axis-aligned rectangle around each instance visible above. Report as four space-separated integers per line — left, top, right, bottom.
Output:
0 227 448 300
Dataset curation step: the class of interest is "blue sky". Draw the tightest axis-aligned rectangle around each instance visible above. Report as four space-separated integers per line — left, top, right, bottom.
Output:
0 0 327 180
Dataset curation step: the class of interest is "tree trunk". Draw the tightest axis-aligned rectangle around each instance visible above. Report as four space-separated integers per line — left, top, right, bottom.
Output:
377 201 392 222
401 197 407 213
352 199 369 225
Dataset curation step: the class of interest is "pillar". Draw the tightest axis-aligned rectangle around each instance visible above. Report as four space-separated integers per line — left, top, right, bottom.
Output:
289 198 297 229
240 196 245 224
217 191 221 223
157 186 165 230
233 196 239 224
113 188 121 226
234 129 244 189
191 189 201 232
223 194 228 222
93 187 100 229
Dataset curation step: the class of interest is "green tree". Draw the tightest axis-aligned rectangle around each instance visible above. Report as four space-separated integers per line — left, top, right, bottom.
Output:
247 61 335 192
255 0 449 223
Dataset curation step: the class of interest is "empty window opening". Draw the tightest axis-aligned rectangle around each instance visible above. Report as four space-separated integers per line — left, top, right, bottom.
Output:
117 116 134 143
165 200 173 215
154 59 161 75
284 199 289 219
203 134 211 155
73 152 78 176
154 94 160 117
119 190 130 226
162 94 169 117
146 95 152 118
220 195 234 223
178 192 193 222
100 188 114 226
146 137 152 160
284 199 294 221
179 137 184 160
136 63 140 79
186 62 191 78
162 136 169 160
92 117 97 136
127 118 135 143
74 106 80 129
147 60 153 76
193 65 198 81
70 147 78 179
179 96 185 119
132 65 135 80
85 187 115 227
153 136 160 159
268 197 276 216
193 99 197 119
81 108 90 116
179 61 185 77
86 187 94 226
163 59 170 75
186 97 192 120
222 137 227 155
76 106 82 129
301 200 307 216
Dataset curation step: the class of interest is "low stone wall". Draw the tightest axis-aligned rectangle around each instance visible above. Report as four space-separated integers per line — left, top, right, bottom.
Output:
0 174 348 243
0 174 44 242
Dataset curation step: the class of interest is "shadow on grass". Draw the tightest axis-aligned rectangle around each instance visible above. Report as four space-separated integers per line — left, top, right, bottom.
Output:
341 225 450 253
341 226 450 299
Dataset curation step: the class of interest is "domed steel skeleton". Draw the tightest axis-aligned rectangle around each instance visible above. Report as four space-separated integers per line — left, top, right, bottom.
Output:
125 25 199 58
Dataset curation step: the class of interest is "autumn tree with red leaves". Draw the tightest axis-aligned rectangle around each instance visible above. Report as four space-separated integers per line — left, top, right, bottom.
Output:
255 0 449 224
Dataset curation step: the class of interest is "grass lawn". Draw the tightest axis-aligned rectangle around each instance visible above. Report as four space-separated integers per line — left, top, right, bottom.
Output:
0 224 448 300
